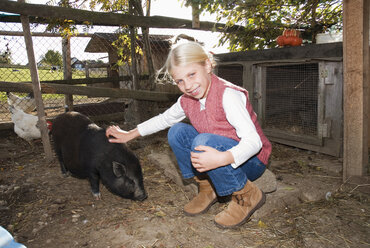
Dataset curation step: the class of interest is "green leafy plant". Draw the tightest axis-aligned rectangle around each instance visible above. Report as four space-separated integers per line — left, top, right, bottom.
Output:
184 0 342 51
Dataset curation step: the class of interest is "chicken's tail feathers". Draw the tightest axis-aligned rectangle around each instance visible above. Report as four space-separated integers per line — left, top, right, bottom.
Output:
6 92 17 104
6 92 16 97
6 93 13 106
27 92 34 98
8 104 15 114
8 104 22 114
6 91 34 99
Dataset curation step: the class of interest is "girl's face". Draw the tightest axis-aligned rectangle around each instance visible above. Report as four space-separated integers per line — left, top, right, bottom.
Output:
171 59 212 99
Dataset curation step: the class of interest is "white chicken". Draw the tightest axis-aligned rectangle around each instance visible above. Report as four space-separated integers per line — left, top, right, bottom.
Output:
9 105 40 145
8 105 52 148
7 92 36 113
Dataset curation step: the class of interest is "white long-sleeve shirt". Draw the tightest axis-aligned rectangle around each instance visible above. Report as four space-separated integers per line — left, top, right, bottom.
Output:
137 88 262 168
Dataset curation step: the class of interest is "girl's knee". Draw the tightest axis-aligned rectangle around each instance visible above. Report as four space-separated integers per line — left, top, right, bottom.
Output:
191 133 213 150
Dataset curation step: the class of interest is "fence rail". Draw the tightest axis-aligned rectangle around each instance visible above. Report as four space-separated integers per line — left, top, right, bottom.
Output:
1 81 179 102
0 1 223 129
0 0 242 32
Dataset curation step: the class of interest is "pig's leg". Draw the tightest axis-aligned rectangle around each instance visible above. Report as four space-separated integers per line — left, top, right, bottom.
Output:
60 162 69 177
55 148 69 176
88 171 101 200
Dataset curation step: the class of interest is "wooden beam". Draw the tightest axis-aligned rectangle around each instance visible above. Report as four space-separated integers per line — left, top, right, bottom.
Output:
0 75 150 85
343 0 369 180
0 31 93 37
0 0 241 32
0 81 180 102
215 42 343 62
18 0 53 162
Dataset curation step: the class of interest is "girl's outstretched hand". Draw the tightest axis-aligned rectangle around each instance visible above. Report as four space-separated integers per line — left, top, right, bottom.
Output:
191 145 234 172
106 126 140 143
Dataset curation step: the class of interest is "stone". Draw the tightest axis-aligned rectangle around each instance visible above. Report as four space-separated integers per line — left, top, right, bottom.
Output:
253 181 302 219
147 151 197 194
253 169 277 194
148 150 278 196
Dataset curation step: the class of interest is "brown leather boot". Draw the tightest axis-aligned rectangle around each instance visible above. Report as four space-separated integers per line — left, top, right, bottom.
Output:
214 180 266 228
183 176 217 216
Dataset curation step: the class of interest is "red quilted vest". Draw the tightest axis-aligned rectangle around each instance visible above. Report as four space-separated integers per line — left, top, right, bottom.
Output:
180 74 271 165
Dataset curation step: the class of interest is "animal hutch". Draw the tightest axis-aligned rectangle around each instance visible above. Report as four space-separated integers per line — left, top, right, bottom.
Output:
84 33 173 89
215 42 343 157
83 33 178 122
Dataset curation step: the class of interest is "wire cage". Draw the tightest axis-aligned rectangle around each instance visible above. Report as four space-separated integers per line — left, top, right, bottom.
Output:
216 43 343 157
264 63 319 137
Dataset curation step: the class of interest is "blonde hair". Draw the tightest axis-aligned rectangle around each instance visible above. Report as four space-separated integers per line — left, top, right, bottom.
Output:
156 41 216 84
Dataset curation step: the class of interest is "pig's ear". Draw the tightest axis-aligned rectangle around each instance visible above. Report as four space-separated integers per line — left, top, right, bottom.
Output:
112 161 126 178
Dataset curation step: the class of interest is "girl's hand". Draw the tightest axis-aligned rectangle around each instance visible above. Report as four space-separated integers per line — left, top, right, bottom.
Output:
190 145 234 172
106 126 140 143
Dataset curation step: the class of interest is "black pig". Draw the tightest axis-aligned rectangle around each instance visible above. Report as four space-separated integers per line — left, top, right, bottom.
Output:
51 111 147 201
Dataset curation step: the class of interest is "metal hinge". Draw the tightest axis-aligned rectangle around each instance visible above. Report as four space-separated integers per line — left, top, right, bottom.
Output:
320 67 334 85
318 119 332 138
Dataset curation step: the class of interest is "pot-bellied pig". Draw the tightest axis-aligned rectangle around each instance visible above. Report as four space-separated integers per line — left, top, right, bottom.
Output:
51 111 147 201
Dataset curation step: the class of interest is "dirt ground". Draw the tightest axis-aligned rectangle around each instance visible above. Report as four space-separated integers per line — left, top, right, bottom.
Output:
0 124 369 248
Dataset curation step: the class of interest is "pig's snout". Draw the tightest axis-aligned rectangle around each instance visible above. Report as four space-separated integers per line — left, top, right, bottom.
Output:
134 188 147 201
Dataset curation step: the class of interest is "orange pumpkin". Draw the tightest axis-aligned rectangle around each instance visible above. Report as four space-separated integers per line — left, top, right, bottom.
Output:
283 29 300 37
283 29 292 37
276 35 286 46
290 36 303 46
278 29 302 47
285 36 295 45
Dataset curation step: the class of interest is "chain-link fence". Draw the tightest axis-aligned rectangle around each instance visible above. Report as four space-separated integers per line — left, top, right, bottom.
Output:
0 18 182 125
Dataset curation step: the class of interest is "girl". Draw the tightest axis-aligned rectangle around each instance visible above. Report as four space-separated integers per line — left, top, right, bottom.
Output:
106 41 272 229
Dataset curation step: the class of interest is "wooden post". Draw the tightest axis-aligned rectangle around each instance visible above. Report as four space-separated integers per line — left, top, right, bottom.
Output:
124 0 139 124
107 50 120 88
141 0 156 90
129 1 138 91
85 64 90 78
18 0 53 161
343 0 369 180
62 36 73 111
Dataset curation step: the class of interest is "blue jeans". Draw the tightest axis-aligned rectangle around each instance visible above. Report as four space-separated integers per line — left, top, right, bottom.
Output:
167 123 266 196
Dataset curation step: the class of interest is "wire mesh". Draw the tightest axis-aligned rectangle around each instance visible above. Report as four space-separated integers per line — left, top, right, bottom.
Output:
0 20 179 124
217 64 244 87
264 63 319 136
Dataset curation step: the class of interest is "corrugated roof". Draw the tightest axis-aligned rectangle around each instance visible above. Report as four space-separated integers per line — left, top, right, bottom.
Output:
84 33 173 53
